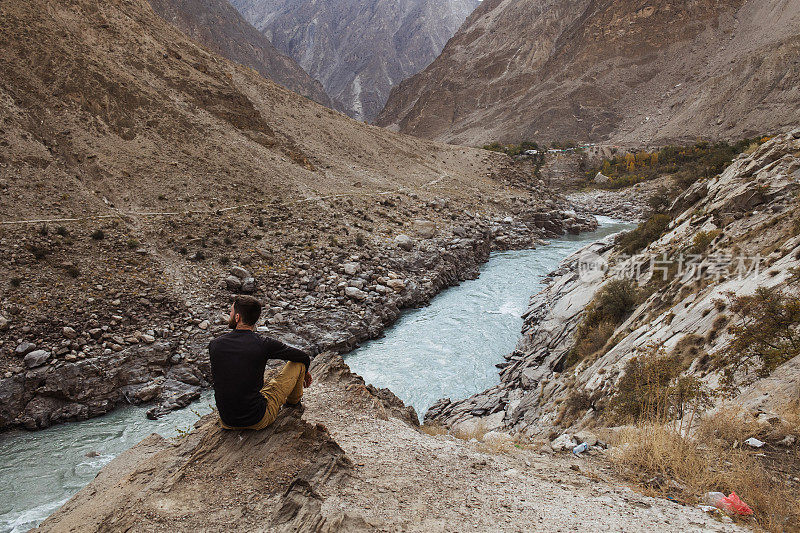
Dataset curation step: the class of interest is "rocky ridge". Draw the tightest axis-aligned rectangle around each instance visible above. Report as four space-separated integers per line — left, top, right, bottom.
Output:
377 0 800 146
230 0 480 121
427 129 800 440
145 0 334 107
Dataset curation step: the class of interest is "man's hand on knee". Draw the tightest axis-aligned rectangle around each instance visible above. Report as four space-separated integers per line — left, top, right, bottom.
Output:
304 371 313 388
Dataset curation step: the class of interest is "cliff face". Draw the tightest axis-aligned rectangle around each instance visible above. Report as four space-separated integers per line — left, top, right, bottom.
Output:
230 0 480 121
146 0 334 107
377 0 800 145
428 129 800 439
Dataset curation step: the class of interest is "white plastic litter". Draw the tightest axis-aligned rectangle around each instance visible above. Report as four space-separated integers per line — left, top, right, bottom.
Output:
744 437 765 448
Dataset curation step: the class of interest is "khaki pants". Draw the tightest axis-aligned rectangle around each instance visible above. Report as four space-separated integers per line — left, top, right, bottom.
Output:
220 362 306 430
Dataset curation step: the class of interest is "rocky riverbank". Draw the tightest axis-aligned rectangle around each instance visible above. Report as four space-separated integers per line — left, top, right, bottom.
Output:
0 189 597 431
426 130 800 442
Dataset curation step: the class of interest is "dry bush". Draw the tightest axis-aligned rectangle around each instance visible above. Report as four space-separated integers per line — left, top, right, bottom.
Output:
566 279 638 368
695 407 765 446
609 423 800 532
419 422 448 437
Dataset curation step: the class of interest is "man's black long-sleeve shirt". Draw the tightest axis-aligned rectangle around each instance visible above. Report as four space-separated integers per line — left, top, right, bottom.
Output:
209 329 311 427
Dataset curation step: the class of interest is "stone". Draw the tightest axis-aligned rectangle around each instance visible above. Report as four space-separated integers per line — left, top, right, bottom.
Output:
574 430 599 447
230 266 251 279
240 277 256 294
0 315 8 331
550 433 577 451
141 334 156 344
24 349 51 368
593 172 611 184
345 286 368 300
62 326 78 339
225 275 243 291
88 328 103 340
394 234 414 251
15 342 36 357
343 262 360 276
386 279 405 292
198 320 210 330
412 219 436 239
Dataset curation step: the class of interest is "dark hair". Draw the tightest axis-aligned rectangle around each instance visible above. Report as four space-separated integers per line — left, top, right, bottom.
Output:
233 295 262 326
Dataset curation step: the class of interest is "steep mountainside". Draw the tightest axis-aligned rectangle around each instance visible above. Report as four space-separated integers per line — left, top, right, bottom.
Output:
230 0 480 121
378 0 800 145
146 0 333 107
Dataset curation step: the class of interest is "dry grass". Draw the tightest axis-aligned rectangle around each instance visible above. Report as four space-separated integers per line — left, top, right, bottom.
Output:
608 417 800 532
419 422 448 437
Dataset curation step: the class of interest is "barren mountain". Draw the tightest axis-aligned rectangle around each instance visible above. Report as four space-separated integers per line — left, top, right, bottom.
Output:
378 0 800 146
146 0 333 107
230 0 480 121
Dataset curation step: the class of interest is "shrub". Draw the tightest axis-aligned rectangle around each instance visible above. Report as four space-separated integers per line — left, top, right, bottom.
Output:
27 244 49 260
719 287 800 392
10 277 22 288
609 345 711 426
588 137 767 190
55 226 69 236
566 280 638 367
691 230 720 254
126 238 140 249
90 229 105 240
355 233 366 247
616 214 671 255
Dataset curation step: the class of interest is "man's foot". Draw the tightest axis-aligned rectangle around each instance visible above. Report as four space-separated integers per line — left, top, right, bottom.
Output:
284 401 305 415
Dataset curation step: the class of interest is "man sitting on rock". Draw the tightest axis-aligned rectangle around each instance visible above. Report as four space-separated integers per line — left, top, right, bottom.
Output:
209 295 312 430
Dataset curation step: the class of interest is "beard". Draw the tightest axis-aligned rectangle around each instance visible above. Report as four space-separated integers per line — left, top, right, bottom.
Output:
228 315 237 329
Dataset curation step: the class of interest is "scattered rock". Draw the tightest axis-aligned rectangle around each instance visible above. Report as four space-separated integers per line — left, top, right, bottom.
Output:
343 262 360 276
593 172 611 185
62 326 78 339
0 315 8 331
198 320 210 330
386 279 405 292
225 275 242 291
574 430 599 447
551 433 577 451
394 234 414 251
345 287 368 300
14 342 36 357
240 277 256 294
229 266 251 279
24 349 51 368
